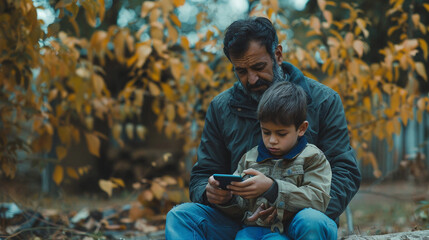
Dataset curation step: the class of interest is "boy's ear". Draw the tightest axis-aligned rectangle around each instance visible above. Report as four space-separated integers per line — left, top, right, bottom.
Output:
298 121 308 136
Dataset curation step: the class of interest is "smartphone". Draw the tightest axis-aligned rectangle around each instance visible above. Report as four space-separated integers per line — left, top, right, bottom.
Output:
213 174 243 190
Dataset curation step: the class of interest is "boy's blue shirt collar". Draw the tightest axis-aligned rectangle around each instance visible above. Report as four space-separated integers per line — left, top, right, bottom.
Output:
257 136 308 163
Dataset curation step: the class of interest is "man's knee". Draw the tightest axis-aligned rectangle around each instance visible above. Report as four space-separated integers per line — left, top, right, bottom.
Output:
166 202 197 223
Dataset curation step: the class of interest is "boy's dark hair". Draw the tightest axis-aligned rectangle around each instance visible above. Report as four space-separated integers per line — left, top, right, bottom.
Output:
257 82 307 129
223 17 278 61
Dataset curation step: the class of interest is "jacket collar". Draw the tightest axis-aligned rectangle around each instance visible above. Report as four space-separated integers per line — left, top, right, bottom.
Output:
256 136 308 163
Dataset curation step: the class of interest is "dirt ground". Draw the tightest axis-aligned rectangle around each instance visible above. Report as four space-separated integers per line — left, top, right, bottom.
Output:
337 180 429 238
2 176 429 239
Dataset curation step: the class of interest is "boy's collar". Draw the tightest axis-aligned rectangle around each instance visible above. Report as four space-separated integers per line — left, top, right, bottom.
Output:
256 136 308 163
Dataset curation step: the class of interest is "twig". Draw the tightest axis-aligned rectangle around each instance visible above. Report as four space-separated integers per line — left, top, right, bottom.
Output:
5 226 99 239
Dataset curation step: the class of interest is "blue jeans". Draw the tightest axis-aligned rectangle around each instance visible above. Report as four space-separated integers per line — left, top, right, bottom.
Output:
165 203 338 240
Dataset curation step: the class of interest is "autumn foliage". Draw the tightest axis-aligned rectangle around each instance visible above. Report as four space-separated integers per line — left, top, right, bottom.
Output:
1 0 429 209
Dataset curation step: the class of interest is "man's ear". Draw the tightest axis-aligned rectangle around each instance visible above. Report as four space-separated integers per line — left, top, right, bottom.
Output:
275 44 283 64
298 121 308 136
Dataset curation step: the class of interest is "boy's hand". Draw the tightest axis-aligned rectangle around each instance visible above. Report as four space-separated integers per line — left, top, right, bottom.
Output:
206 175 233 204
246 203 277 224
227 168 273 199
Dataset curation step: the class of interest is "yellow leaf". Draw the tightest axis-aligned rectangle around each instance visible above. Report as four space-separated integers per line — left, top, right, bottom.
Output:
148 82 161 96
384 108 396 118
386 120 394 137
353 40 364 58
161 83 176 101
173 0 185 7
169 13 181 27
45 123 54 136
181 36 189 51
418 38 428 60
152 99 161 114
141 1 156 18
166 104 175 121
317 0 326 10
125 123 134 139
72 127 80 144
415 62 427 81
53 165 64 185
167 22 178 44
67 167 79 180
139 189 154 202
85 133 100 157
136 124 147 140
92 74 105 97
113 123 122 140
155 114 165 132
363 96 371 112
176 103 187 119
99 179 117 197
400 105 409 126
111 177 125 187
98 0 105 21
423 3 429 12
387 25 400 36
417 98 426 110
321 58 332 73
85 116 94 130
56 146 67 161
151 181 165 200
390 91 400 110
150 22 164 40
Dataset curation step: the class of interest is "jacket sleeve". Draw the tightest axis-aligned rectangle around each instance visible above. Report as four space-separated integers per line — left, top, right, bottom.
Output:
268 151 332 213
319 92 361 220
189 101 230 204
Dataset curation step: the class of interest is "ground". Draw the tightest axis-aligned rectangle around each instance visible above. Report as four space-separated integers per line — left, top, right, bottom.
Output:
338 180 429 237
1 175 429 239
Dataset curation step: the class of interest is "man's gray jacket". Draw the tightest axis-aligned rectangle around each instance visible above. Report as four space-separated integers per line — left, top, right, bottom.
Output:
189 62 361 223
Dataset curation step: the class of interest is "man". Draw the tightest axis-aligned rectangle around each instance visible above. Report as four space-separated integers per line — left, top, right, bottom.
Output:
166 17 361 239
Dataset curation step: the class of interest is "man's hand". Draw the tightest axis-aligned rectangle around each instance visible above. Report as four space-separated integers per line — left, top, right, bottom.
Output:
246 203 277 224
206 175 233 204
227 168 273 199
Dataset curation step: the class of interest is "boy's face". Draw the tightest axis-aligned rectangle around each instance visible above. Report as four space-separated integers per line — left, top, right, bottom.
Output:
260 121 308 157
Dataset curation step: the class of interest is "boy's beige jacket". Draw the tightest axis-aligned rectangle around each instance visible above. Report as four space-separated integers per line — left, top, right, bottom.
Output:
216 143 331 233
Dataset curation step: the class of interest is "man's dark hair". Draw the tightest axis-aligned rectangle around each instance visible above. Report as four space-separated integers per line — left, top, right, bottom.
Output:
223 17 279 61
257 82 307 129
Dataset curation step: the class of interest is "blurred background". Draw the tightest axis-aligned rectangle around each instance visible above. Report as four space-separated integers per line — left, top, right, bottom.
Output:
1 0 429 238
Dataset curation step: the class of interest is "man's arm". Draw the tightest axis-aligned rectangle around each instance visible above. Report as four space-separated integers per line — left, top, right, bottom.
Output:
319 92 361 220
189 101 230 204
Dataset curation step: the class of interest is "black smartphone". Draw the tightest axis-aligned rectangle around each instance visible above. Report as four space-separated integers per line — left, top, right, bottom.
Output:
213 174 243 190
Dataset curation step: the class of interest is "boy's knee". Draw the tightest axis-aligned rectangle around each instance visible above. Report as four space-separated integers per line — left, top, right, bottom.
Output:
290 208 337 240
295 208 328 225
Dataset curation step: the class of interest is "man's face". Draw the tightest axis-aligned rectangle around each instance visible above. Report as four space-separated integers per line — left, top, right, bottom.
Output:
230 41 283 101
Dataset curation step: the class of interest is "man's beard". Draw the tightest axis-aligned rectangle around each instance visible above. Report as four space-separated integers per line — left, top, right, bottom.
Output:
244 63 285 102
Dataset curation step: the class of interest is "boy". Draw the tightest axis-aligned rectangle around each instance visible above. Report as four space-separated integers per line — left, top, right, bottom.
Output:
215 81 332 239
